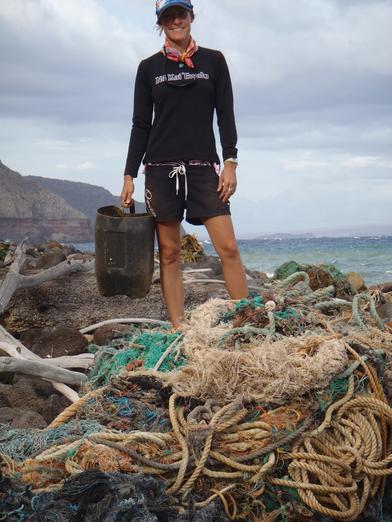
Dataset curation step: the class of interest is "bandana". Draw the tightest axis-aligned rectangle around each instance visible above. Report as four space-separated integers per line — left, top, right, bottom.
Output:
162 37 198 69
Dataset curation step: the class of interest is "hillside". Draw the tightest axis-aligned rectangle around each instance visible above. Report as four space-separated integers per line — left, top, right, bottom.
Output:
0 161 90 241
0 161 146 242
27 176 145 225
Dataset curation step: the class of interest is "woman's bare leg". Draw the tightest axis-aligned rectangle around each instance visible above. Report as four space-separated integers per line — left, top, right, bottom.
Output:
202 215 248 299
156 221 184 328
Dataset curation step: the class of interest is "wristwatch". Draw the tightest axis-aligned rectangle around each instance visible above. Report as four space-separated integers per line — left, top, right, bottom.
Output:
224 157 239 165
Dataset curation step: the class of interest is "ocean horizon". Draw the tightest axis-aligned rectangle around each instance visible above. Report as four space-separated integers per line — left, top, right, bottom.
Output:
74 234 392 286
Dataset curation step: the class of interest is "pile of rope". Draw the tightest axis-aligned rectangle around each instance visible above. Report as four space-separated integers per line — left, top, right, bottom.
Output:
180 234 205 263
1 270 392 521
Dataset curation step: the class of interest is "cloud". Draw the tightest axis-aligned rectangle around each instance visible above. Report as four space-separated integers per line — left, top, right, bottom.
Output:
55 163 68 170
341 156 392 169
1 0 392 232
76 161 96 171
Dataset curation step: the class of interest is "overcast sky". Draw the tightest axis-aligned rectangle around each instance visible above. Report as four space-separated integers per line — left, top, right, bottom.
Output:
1 0 392 236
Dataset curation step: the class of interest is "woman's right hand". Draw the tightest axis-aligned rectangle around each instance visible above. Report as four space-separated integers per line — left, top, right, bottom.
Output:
120 176 135 208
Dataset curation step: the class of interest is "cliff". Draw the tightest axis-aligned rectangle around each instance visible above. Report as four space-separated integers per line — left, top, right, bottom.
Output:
0 161 91 241
26 176 145 226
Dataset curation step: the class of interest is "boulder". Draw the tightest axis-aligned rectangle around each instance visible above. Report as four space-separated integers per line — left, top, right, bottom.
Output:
47 240 63 250
20 325 87 358
183 255 223 276
93 323 130 346
377 303 392 321
0 407 47 429
34 248 67 269
0 392 11 408
42 394 71 424
246 270 270 285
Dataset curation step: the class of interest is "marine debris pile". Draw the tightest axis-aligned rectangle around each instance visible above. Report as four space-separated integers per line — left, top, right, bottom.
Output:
1 265 392 520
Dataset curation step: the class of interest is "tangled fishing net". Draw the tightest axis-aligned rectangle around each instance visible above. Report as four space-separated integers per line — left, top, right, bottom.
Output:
1 269 392 521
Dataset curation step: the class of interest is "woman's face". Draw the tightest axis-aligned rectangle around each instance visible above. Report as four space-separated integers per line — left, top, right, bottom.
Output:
160 7 192 44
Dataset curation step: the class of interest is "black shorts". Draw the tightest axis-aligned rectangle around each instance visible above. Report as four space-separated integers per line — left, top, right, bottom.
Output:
144 162 231 225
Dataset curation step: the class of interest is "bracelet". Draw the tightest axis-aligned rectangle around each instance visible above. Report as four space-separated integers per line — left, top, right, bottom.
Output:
224 157 239 165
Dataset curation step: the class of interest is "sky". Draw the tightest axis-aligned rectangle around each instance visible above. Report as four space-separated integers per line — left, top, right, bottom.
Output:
1 0 392 236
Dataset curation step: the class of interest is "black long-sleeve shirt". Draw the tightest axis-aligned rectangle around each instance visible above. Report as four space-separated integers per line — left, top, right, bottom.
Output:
124 47 238 178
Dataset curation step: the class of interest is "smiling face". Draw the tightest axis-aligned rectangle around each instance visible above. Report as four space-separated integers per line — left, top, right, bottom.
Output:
159 6 192 47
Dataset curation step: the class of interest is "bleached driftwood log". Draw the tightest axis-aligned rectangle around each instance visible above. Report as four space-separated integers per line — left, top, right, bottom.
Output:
0 325 80 403
0 240 94 315
0 343 94 370
0 357 87 386
0 241 96 402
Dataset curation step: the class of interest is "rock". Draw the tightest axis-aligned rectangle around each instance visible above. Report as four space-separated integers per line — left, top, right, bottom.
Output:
63 244 81 256
34 249 67 269
246 270 270 285
93 323 130 346
20 254 39 272
0 372 14 385
67 253 84 261
0 392 11 408
25 246 40 257
0 406 16 423
67 252 93 262
377 303 392 321
29 378 57 398
42 394 71 424
347 272 366 293
0 376 46 412
47 240 63 250
183 255 223 276
20 325 87 358
0 407 47 428
17 409 47 429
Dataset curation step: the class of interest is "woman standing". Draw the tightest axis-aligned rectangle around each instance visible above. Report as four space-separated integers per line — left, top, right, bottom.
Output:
121 0 248 328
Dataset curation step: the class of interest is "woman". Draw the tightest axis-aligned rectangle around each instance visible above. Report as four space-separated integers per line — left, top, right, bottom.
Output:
121 0 248 328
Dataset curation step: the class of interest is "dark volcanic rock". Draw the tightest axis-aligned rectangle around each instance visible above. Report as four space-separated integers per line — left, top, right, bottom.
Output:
20 325 87 358
93 323 131 346
0 407 47 429
183 255 223 276
42 394 71 424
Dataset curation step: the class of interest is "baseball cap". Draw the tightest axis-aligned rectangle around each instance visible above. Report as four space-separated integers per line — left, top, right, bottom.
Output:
156 0 194 20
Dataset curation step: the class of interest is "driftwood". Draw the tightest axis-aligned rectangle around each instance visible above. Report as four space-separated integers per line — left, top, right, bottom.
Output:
0 343 94 370
0 240 94 316
183 278 262 292
80 317 170 335
0 241 96 402
0 357 86 386
0 326 80 403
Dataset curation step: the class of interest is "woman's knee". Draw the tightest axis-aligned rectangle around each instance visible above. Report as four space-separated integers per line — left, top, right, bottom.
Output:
159 242 181 265
217 239 240 261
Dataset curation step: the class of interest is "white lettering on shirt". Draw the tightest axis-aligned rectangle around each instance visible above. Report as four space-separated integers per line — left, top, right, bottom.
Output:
155 71 210 85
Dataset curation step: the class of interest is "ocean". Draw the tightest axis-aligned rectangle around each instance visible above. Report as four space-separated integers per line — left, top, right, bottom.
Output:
75 236 392 286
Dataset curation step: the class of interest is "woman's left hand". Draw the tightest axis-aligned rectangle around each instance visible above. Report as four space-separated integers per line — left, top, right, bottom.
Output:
217 163 237 203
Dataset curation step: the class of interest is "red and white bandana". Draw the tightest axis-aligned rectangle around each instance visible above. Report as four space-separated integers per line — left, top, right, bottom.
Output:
162 37 198 69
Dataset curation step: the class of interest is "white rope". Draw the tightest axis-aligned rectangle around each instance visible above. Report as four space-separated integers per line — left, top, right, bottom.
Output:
169 162 188 199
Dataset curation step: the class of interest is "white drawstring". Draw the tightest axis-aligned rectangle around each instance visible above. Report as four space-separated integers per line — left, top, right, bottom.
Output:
168 162 188 199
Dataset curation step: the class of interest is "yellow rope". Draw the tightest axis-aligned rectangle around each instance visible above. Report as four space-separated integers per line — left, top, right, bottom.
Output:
47 387 106 428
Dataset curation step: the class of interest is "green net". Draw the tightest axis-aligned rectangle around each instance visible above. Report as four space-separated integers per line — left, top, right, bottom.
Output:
0 420 103 461
87 330 186 388
273 260 353 297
